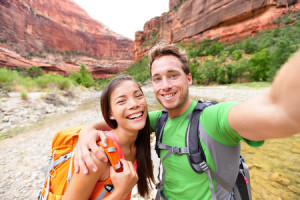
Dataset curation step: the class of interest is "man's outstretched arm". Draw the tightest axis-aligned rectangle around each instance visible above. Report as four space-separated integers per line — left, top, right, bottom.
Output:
229 49 300 141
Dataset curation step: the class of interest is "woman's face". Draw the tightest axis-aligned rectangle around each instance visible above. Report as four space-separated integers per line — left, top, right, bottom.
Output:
109 80 148 132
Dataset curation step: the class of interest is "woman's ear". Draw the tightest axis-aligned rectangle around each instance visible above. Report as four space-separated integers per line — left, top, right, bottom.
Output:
109 111 115 120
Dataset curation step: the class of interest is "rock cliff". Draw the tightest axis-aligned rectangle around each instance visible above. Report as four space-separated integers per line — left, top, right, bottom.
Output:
0 0 134 78
135 0 299 61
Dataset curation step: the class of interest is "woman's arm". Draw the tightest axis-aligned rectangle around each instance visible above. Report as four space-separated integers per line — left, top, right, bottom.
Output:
63 152 110 200
64 155 138 200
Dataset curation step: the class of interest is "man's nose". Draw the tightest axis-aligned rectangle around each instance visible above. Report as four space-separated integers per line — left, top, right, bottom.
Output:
162 78 171 90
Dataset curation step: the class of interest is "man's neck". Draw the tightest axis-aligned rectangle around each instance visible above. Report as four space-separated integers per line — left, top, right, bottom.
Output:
168 97 192 119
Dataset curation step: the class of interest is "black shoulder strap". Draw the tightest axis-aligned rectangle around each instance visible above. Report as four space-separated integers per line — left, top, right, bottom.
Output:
186 100 218 173
154 109 169 158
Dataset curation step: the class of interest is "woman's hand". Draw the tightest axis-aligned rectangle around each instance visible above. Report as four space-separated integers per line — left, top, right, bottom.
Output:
74 125 109 174
107 159 138 200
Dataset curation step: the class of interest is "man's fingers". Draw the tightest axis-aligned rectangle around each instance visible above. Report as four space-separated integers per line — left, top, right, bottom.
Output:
74 148 80 173
91 145 108 163
77 154 88 174
81 146 100 173
97 131 108 147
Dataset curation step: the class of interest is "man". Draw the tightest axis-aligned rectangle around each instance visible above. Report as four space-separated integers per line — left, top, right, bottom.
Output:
75 43 300 199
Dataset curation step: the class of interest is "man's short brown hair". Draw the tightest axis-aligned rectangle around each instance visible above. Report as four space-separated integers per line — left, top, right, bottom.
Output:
148 43 190 75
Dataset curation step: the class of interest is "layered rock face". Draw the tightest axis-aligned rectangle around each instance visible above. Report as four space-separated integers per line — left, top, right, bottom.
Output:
135 0 299 61
0 0 134 78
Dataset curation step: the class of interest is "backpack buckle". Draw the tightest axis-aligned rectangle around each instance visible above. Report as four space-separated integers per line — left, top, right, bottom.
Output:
199 161 208 172
156 182 164 191
172 147 182 154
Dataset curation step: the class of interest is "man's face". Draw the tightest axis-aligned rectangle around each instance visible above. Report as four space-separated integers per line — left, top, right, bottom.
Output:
151 55 192 114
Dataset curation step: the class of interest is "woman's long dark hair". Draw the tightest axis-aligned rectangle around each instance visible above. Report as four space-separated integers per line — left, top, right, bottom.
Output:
101 75 154 197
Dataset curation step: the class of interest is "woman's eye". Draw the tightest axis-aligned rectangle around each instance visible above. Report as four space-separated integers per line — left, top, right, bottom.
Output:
117 99 125 104
171 74 177 78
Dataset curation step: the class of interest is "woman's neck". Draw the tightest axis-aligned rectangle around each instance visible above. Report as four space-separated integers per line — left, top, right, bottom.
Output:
111 128 137 162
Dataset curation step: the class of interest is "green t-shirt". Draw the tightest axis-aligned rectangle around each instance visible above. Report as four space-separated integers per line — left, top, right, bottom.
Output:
149 100 263 200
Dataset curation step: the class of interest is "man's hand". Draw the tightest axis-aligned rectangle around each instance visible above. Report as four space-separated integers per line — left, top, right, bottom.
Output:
108 159 138 200
74 126 109 174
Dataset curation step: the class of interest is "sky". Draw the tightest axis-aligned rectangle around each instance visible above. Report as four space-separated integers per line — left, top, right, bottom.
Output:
73 0 169 40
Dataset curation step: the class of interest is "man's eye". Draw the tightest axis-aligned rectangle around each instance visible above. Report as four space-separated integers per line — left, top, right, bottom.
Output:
171 74 177 78
136 93 143 98
154 77 161 82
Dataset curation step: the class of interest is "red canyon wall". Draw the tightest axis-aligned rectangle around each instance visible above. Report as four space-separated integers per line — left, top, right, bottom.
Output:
0 0 134 78
135 0 299 61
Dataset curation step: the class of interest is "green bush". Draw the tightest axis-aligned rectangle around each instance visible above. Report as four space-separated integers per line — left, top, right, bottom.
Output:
231 50 243 60
69 64 94 87
190 59 200 83
20 89 28 100
231 58 250 83
206 42 224 56
268 39 296 81
0 68 19 85
0 68 20 92
26 66 44 78
216 66 226 84
249 49 270 81
200 59 218 84
18 76 37 90
35 74 72 90
122 56 150 83
243 38 257 54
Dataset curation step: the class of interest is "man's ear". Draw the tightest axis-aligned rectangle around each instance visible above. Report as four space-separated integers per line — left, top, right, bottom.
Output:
187 73 192 85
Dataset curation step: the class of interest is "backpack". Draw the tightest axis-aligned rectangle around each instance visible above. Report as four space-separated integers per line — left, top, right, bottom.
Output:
37 126 122 200
154 100 252 200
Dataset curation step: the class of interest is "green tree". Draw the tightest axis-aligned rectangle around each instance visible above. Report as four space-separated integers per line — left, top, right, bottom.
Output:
69 64 94 87
249 49 270 81
268 39 296 81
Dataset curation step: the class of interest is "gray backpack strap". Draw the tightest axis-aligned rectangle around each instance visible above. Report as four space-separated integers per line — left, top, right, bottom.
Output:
96 184 114 200
155 143 189 200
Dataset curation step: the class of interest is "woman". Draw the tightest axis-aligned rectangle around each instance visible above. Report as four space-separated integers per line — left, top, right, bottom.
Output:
42 75 154 200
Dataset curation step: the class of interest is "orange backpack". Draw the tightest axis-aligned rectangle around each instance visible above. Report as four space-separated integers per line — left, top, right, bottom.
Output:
37 126 122 200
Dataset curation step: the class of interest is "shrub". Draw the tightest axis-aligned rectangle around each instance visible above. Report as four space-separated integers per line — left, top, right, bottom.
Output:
18 76 37 91
231 58 250 82
122 56 150 83
243 38 257 54
0 68 19 85
216 66 226 84
0 68 19 92
20 89 28 100
26 66 44 78
231 50 243 60
201 59 218 84
69 64 94 87
190 59 200 83
206 42 224 56
268 39 296 81
36 74 72 90
249 49 270 81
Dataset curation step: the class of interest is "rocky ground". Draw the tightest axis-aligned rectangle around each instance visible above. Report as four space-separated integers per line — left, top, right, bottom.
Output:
0 88 97 137
1 85 299 200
